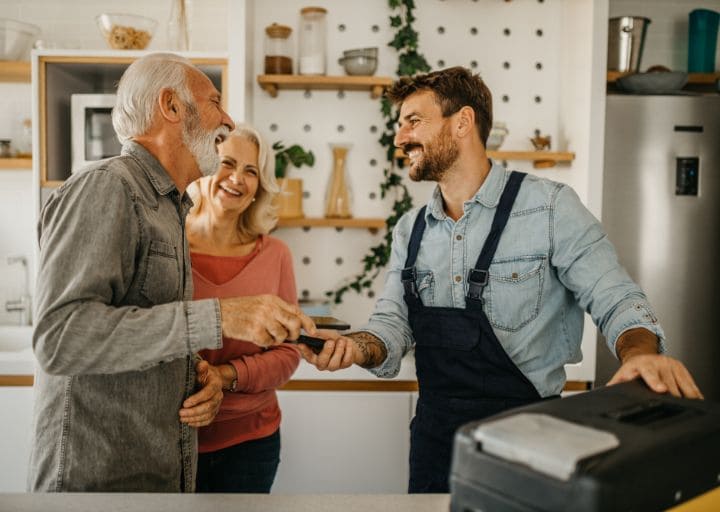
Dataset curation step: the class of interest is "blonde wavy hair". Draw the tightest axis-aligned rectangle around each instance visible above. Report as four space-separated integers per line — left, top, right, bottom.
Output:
189 124 280 238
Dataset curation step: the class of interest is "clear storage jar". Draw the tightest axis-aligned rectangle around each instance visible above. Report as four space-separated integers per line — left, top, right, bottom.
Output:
264 23 293 75
298 6 327 75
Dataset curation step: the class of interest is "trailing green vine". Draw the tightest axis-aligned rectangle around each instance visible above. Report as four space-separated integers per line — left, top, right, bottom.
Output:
327 0 430 304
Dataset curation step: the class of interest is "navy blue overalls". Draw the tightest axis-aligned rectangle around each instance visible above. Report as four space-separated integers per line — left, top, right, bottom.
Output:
403 171 542 493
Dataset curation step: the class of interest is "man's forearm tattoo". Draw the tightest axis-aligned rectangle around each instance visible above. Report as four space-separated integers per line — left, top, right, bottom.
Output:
348 331 388 368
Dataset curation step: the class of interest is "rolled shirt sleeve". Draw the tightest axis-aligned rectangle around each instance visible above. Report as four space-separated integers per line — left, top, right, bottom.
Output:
358 209 420 378
550 184 666 357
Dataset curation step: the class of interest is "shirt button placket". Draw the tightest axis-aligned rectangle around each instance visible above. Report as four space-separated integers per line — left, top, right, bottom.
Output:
452 221 467 305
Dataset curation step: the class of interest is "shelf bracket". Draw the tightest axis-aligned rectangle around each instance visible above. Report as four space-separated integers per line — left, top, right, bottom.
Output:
370 85 384 99
533 160 556 169
261 83 278 98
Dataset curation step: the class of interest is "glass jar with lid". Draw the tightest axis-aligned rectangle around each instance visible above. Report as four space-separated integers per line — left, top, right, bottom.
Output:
264 23 293 75
298 6 327 75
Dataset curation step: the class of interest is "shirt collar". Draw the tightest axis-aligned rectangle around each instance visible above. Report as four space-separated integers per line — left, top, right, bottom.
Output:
472 160 507 208
424 160 507 222
122 140 180 197
122 141 194 211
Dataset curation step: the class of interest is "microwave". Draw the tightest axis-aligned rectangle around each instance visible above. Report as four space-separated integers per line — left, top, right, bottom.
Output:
70 93 122 173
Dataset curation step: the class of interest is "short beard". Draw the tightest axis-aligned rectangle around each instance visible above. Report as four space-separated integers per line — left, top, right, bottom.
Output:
407 122 459 182
181 102 226 177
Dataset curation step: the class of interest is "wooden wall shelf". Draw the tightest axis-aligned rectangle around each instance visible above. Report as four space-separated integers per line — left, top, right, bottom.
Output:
0 61 31 82
0 158 32 169
258 74 393 98
276 217 386 232
607 70 720 84
395 149 575 169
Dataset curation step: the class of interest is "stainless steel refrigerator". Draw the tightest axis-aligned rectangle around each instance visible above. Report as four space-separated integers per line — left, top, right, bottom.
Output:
597 94 720 401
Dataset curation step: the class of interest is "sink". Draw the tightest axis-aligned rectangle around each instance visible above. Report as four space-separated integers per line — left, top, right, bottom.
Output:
0 325 33 352
0 326 34 376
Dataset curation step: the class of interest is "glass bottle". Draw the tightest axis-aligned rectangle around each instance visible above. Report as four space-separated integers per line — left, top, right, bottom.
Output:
167 0 191 51
14 118 32 158
298 6 327 75
325 144 352 218
264 23 293 74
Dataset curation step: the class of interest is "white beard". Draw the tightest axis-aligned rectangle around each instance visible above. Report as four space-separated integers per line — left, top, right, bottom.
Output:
182 103 229 177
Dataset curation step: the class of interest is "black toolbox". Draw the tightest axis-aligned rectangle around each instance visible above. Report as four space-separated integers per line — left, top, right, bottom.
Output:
450 381 720 512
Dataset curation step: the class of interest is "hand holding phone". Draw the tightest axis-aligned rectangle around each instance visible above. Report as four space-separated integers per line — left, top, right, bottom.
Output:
295 334 326 354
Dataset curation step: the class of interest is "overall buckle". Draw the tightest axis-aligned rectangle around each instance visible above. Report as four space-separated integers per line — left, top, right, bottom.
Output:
467 269 489 300
401 267 419 298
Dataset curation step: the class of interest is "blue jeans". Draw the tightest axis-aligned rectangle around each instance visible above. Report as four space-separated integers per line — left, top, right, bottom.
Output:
196 429 280 493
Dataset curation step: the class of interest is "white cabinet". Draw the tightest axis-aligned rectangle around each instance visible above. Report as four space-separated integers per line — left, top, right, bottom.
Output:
0 386 33 492
274 391 413 494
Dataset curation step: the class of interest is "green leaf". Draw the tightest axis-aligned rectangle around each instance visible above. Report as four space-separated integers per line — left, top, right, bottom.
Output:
273 141 314 178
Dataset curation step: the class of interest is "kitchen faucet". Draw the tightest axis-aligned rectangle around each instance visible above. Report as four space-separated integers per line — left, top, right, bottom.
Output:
5 255 32 326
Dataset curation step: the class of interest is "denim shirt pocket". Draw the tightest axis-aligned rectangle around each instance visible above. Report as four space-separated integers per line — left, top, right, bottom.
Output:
486 256 546 332
416 270 435 306
140 239 181 305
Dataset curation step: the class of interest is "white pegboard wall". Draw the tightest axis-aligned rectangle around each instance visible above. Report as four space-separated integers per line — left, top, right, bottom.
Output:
248 0 580 327
412 0 563 159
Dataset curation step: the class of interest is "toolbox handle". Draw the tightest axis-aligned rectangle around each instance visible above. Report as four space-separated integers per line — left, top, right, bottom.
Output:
604 400 695 426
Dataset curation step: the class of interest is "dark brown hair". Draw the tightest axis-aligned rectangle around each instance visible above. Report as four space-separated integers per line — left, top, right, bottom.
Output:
386 66 493 146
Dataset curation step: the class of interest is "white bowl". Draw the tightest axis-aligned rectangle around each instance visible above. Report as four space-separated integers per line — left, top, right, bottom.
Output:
0 18 40 61
486 122 509 150
96 13 157 50
338 55 378 76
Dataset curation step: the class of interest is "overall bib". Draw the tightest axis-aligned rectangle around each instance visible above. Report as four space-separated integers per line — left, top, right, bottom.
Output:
404 171 542 493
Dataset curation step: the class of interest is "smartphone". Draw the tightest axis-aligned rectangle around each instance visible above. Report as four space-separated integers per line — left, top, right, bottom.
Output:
295 334 326 354
310 316 351 330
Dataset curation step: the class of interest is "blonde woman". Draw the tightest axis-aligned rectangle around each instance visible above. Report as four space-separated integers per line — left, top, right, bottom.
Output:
187 124 300 493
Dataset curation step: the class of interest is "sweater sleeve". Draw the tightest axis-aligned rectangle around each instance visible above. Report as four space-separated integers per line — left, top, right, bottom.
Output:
229 239 301 392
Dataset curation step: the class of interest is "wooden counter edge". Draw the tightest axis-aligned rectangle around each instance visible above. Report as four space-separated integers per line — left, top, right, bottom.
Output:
0 375 34 386
1 375 592 392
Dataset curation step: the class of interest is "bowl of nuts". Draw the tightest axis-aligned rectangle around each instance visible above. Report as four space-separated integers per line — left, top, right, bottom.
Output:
96 13 157 50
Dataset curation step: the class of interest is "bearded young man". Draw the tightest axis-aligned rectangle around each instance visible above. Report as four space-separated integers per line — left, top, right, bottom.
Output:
29 53 316 492
297 66 702 493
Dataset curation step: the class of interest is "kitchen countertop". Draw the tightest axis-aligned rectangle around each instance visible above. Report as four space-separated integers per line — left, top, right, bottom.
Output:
291 353 416 381
0 325 418 384
0 493 450 512
1 488 718 511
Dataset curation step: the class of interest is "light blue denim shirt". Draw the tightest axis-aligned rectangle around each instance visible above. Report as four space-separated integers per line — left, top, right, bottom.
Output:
360 162 664 397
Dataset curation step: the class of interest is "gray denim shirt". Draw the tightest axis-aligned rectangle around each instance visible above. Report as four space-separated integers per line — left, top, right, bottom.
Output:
28 141 222 492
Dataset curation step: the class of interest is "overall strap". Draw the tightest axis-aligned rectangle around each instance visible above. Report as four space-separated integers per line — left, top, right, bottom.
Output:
401 206 428 302
467 171 527 302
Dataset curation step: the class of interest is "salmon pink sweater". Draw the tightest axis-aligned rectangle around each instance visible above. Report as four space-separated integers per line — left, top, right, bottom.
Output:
191 235 300 453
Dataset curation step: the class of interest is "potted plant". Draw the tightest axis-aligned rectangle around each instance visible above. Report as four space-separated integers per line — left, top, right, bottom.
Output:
273 141 314 219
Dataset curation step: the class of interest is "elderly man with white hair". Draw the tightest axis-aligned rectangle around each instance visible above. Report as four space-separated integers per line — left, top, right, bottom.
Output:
28 53 317 493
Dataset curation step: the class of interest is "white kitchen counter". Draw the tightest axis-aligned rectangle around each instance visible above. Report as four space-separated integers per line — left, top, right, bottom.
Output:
291 353 416 381
0 493 450 512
